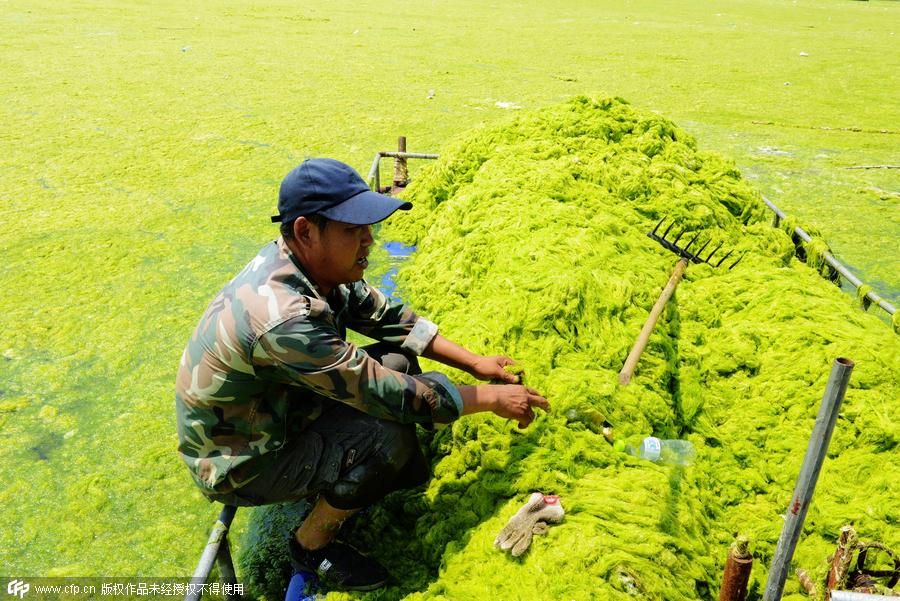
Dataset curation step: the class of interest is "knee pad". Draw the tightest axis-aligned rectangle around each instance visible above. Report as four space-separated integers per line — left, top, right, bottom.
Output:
393 445 430 491
323 422 424 510
362 341 422 375
379 351 421 375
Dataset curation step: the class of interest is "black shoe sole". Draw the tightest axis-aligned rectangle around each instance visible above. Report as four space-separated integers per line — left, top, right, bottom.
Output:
288 537 388 592
328 577 388 592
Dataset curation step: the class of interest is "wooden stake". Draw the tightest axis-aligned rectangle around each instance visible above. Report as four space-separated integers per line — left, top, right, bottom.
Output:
392 136 409 193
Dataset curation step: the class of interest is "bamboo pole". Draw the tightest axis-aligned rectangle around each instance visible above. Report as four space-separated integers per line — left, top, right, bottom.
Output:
762 358 855 601
826 526 859 600
619 258 688 386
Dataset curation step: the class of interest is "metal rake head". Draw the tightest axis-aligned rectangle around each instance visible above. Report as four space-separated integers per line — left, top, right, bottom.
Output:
648 218 743 269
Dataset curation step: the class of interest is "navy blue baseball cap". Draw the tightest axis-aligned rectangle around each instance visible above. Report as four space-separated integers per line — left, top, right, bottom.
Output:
271 158 412 225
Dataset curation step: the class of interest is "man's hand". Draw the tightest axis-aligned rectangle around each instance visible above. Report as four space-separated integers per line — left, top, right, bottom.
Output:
459 384 550 428
468 355 520 383
491 385 549 428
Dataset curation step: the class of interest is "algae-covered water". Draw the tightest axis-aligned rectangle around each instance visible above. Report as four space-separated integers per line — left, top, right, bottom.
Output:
1 1 897 598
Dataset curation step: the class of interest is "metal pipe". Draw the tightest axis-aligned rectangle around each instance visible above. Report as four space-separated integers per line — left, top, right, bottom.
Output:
185 505 238 601
368 153 382 191
366 150 439 191
831 592 895 601
216 535 240 600
380 151 439 159
762 358 855 601
762 196 789 222
761 196 895 316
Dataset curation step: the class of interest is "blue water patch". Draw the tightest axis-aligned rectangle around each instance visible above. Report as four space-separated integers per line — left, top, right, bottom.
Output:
381 267 400 299
383 241 416 257
379 242 417 301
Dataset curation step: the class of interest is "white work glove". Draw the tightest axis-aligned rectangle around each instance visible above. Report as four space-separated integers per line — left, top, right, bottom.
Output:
494 493 565 557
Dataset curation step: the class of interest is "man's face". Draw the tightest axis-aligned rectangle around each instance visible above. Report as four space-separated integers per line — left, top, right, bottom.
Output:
304 219 374 293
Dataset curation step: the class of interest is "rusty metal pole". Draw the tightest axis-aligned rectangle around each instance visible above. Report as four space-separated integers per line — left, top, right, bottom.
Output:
763 357 855 601
391 136 409 194
719 537 753 601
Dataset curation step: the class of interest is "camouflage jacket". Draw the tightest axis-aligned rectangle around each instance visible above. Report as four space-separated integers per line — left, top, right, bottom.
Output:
175 237 462 494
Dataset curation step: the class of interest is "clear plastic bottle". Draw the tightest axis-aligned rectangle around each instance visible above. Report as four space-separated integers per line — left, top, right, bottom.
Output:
631 436 695 466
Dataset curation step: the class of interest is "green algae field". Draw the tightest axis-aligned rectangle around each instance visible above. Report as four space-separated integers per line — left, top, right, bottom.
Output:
1 1 898 600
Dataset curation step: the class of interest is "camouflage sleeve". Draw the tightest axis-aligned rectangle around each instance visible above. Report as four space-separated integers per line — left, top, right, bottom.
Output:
254 315 462 424
345 280 438 355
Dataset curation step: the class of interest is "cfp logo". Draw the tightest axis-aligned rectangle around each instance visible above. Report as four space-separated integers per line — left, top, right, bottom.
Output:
6 580 29 599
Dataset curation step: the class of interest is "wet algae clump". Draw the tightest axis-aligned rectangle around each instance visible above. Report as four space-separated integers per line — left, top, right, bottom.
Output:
238 97 899 600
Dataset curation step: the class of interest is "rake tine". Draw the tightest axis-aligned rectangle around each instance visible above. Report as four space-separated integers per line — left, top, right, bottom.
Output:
681 234 701 262
694 238 712 259
682 233 700 253
714 249 735 268
646 220 738 270
704 241 724 264
661 220 676 239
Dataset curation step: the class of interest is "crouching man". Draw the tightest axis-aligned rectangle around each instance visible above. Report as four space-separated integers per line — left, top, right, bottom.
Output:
175 158 549 591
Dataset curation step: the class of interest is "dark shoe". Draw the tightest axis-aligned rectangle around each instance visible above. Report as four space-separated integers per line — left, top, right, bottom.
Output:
288 537 389 591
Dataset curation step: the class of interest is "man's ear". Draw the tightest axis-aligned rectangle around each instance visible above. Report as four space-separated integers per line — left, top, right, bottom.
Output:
292 217 314 246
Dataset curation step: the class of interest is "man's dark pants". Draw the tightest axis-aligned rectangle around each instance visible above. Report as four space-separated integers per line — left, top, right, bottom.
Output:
209 343 430 510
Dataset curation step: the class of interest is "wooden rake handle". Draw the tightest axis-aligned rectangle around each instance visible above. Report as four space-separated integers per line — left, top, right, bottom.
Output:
618 258 689 386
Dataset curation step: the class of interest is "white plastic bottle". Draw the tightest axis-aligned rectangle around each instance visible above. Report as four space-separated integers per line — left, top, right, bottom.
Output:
635 436 695 466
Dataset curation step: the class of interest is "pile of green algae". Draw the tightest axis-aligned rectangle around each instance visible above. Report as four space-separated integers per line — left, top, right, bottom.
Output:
237 96 899 600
